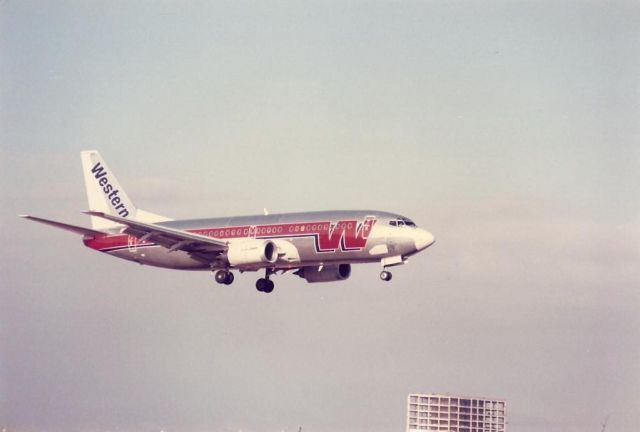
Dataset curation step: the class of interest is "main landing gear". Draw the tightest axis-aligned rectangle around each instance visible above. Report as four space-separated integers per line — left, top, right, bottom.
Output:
380 270 392 282
256 269 275 293
214 270 234 285
213 269 276 293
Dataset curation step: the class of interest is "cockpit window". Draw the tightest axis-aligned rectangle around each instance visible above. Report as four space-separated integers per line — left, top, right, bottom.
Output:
402 218 416 227
389 218 417 227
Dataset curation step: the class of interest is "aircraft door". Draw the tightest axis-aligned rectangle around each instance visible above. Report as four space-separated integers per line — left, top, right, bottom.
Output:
384 220 399 255
248 225 257 239
127 235 138 253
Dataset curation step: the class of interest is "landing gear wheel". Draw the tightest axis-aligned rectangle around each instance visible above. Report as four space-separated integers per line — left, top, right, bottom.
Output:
380 270 392 282
256 278 275 293
223 272 234 285
264 279 275 293
215 270 229 284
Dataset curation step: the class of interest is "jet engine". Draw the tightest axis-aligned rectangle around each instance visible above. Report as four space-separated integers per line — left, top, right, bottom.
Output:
227 239 277 267
296 264 351 283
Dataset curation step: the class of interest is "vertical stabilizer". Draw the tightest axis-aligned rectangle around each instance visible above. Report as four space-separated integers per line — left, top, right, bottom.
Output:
81 150 138 230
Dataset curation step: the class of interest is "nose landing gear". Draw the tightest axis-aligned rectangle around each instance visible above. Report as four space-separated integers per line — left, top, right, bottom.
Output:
380 270 392 282
380 255 403 282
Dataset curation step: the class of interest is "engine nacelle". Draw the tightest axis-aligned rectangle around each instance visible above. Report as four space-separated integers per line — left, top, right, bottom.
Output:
296 264 351 283
227 239 277 267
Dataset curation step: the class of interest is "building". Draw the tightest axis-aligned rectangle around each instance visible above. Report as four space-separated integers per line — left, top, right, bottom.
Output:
406 393 506 432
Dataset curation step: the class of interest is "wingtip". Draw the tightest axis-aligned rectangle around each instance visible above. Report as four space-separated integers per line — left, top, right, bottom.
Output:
18 214 30 218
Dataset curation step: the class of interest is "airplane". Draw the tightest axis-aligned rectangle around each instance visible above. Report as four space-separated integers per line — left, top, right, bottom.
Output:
21 151 435 293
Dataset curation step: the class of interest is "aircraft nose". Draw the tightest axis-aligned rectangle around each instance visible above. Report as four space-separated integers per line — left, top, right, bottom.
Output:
414 229 435 251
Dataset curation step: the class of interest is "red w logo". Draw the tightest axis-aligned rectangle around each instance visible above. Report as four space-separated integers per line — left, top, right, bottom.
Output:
315 216 376 252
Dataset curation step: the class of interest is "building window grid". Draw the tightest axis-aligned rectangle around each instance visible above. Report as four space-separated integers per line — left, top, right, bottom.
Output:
408 396 506 432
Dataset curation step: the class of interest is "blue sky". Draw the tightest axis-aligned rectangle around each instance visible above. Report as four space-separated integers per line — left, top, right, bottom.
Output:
1 2 639 432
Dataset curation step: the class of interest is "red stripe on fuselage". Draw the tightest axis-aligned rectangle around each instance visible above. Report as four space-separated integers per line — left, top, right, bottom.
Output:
83 218 377 253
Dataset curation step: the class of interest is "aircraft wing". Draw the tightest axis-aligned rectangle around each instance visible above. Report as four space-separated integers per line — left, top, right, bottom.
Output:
84 211 228 260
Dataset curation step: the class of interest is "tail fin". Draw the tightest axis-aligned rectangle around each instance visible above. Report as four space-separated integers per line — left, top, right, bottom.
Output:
81 150 171 229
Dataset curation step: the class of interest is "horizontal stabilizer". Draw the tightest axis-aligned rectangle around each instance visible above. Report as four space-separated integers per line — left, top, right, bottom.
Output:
20 215 106 237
